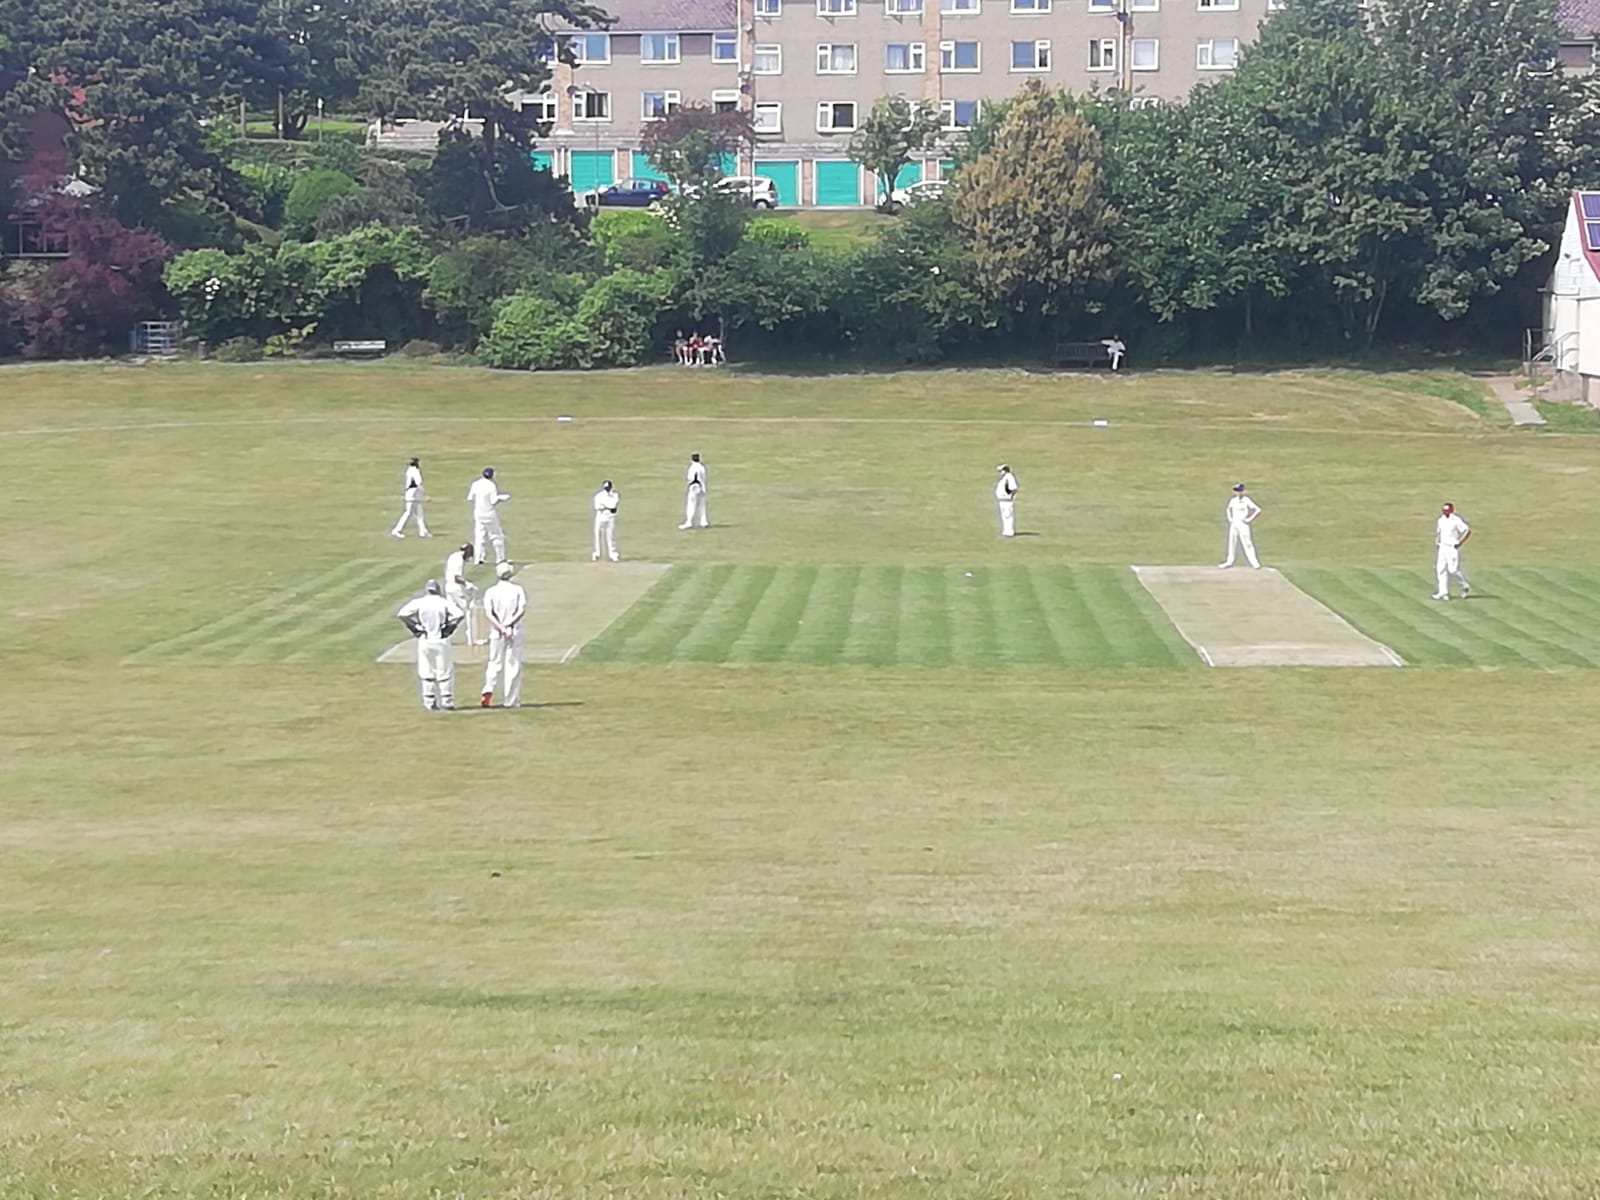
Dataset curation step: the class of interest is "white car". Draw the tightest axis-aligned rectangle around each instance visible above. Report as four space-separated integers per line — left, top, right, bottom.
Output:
889 179 949 208
713 175 781 209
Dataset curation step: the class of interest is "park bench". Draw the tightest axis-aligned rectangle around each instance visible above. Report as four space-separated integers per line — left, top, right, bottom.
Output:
333 339 387 357
1055 340 1114 368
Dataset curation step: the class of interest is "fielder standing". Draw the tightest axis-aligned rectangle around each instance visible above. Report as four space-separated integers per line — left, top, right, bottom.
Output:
467 466 510 565
480 561 528 708
678 452 709 530
389 457 431 539
592 480 620 562
995 465 1018 538
1433 502 1471 601
444 541 483 645
1218 483 1262 569
395 580 465 711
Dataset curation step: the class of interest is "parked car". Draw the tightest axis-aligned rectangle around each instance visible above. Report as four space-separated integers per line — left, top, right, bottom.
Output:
714 175 781 209
889 179 949 208
580 178 671 208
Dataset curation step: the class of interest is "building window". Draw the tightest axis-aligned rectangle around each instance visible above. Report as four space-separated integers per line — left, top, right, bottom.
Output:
1130 37 1159 69
817 0 857 12
816 100 858 131
640 33 680 63
712 33 739 62
817 43 858 73
1011 0 1051 9
754 102 783 132
2 221 70 258
941 0 981 12
1266 0 1284 7
1128 95 1162 109
1130 0 1160 8
712 89 740 113
1011 40 1050 70
1088 0 1115 9
642 90 681 119
755 0 781 13
1088 37 1116 71
886 0 924 11
753 43 783 73
1196 36 1238 68
940 40 980 70
940 99 980 130
1197 0 1239 8
574 91 611 120
568 33 610 64
885 42 926 71
525 92 557 122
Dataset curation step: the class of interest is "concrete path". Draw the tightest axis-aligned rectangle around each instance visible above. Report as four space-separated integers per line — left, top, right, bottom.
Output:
1477 374 1546 427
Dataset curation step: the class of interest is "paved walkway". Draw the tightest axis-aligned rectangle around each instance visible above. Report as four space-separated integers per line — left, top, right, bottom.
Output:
1478 374 1546 426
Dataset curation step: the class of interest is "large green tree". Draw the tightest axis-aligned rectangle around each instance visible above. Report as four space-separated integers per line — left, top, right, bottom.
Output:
847 95 942 211
641 103 752 192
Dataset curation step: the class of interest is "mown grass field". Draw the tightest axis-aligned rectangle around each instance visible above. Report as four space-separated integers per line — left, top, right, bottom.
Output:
4 361 1600 1198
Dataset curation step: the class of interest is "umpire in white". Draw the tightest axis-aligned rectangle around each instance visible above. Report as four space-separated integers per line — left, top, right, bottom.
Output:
395 580 465 711
480 562 528 708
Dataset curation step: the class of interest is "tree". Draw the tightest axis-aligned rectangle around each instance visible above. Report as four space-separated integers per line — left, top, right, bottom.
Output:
640 104 753 192
847 95 942 211
949 80 1117 319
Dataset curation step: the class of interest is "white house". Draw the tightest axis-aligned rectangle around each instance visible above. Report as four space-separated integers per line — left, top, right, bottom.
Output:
1544 190 1600 402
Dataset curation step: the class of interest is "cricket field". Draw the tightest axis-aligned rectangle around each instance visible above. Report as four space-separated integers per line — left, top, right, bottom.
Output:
3 361 1600 1198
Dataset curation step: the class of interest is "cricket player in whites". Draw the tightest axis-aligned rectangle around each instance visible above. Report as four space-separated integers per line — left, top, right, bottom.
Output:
467 466 510 565
592 480 620 562
995 465 1018 537
480 561 528 708
444 542 484 645
389 457 431 538
679 452 709 530
1219 483 1263 568
1433 503 1471 600
395 580 465 711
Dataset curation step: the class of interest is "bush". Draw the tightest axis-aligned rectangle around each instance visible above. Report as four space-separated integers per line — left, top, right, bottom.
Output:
592 209 685 271
400 338 443 358
211 336 263 362
284 169 358 236
426 236 590 348
745 217 811 251
477 292 577 370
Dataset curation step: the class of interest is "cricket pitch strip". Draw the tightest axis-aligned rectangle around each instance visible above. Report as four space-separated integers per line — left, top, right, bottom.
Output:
1131 565 1404 668
377 561 671 667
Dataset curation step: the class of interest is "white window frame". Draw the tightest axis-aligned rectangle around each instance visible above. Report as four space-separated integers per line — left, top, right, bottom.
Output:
524 93 557 123
712 33 739 63
569 33 611 65
817 0 858 12
1088 0 1115 10
573 90 611 121
1011 39 1050 71
1266 0 1285 8
1196 36 1238 68
755 0 781 13
885 42 926 72
886 0 924 11
1088 37 1117 71
711 89 740 112
639 33 681 64
816 100 858 132
641 90 681 120
1130 37 1159 70
817 43 859 74
1130 0 1159 9
753 102 783 132
940 39 980 71
939 98 980 130
1011 0 1051 10
1128 95 1162 109
941 0 981 12
752 43 783 73
1197 0 1239 8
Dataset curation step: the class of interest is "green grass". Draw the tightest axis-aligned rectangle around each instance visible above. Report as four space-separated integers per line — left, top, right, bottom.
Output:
775 207 895 249
1534 397 1600 431
6 363 1600 1198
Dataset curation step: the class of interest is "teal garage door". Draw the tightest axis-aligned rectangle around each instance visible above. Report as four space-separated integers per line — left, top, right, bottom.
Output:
569 150 615 192
939 158 958 180
719 151 737 176
879 161 922 200
814 160 860 207
631 151 668 183
753 159 799 207
529 150 554 172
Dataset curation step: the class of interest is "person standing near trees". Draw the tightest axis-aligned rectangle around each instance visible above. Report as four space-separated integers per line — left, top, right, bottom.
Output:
679 453 708 530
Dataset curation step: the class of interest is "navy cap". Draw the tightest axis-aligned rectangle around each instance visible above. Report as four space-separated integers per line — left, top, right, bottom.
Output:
1233 483 1246 492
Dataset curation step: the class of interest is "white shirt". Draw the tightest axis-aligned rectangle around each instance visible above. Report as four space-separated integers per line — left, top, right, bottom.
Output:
1226 494 1260 525
396 594 464 640
1436 513 1469 546
468 477 506 520
995 471 1017 501
686 460 707 491
594 488 620 516
483 579 527 632
444 549 469 586
403 464 423 496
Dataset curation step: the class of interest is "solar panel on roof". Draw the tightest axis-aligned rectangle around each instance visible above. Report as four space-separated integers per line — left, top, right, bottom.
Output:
1582 193 1600 219
1587 221 1600 252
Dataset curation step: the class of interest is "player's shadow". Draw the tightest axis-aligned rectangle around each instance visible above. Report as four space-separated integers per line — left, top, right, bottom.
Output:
469 701 584 714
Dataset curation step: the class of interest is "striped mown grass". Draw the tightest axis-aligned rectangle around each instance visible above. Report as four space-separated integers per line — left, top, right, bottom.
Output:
1290 566 1600 667
583 564 1197 666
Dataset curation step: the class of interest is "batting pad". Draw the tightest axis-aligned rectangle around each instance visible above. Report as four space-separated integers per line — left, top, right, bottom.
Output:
378 561 671 666
1131 565 1404 668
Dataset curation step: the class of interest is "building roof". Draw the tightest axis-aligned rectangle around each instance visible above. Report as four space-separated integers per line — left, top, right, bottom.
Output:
1557 0 1600 39
551 0 736 32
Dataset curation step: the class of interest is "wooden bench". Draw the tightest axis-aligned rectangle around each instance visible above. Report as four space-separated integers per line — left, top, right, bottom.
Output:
333 339 387 357
1055 340 1114 368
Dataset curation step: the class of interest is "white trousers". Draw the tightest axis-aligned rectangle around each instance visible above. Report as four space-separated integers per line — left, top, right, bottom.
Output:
997 499 1015 537
593 512 618 561
483 627 524 707
473 515 506 565
391 495 428 536
446 583 482 644
1435 547 1468 597
1109 349 1124 371
1221 523 1260 568
415 638 454 710
681 486 708 529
